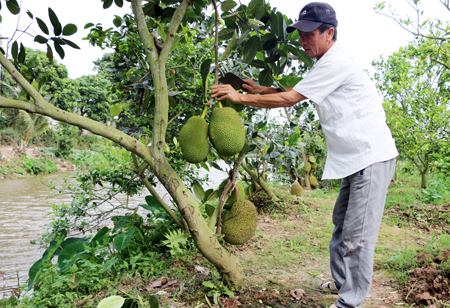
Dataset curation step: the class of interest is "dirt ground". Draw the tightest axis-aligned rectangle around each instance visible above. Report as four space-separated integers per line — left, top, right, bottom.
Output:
0 145 75 172
204 188 421 308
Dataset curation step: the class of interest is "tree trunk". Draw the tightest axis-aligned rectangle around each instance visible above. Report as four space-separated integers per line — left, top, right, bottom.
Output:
241 161 280 202
421 169 428 189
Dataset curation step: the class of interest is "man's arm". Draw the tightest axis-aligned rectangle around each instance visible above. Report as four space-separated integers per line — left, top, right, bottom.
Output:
241 79 294 94
210 84 306 109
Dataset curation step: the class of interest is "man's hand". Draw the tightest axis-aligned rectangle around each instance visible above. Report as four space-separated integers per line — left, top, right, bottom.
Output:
210 84 243 104
241 79 264 94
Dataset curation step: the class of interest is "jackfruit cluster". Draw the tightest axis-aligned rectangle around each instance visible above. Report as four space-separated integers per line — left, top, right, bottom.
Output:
221 200 258 245
179 116 209 163
219 179 246 210
208 107 246 157
290 181 303 196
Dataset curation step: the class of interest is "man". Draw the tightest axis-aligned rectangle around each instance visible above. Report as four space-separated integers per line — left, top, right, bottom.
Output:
210 2 398 308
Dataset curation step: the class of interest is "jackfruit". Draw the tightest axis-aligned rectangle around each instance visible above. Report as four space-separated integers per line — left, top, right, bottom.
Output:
179 116 209 163
300 178 306 186
310 175 318 189
290 181 303 196
303 162 311 173
311 162 317 170
219 179 246 210
222 200 258 245
208 107 246 157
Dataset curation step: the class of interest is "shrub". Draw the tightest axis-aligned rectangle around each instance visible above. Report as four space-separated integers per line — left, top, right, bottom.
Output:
23 156 59 175
0 127 20 146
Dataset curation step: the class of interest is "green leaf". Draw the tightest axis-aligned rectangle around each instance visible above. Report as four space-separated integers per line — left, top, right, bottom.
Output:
205 203 216 217
259 68 273 87
265 53 280 63
249 59 266 68
26 55 37 68
46 43 54 62
18 43 25 64
110 103 122 117
84 22 95 29
20 65 32 81
218 28 234 41
243 35 260 64
200 59 211 87
6 0 20 15
140 196 170 220
102 256 118 271
285 45 313 67
248 0 264 18
51 37 66 45
149 295 160 308
34 35 48 44
53 42 65 59
280 76 302 87
62 24 77 36
91 227 111 244
114 228 135 252
263 37 278 50
28 258 45 290
103 0 114 9
113 16 122 27
67 275 83 290
288 133 299 146
62 38 80 49
161 0 180 4
97 296 125 308
296 50 313 67
193 183 205 200
11 41 18 61
57 241 86 272
221 33 236 61
26 10 33 19
114 0 124 7
35 18 49 35
221 0 237 12
48 8 62 36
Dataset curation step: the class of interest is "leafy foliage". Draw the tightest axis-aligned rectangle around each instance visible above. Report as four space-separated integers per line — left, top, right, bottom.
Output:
373 37 450 188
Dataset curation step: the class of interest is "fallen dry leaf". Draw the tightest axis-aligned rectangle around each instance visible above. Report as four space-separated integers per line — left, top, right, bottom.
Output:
290 288 306 300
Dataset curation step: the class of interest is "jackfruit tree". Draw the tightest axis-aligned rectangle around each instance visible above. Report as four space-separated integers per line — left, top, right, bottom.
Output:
372 37 450 189
0 0 315 286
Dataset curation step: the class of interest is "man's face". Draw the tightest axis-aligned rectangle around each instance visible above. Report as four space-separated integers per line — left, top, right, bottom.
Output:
299 27 334 60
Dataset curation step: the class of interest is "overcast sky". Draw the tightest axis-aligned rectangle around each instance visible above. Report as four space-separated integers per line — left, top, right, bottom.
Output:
1 0 447 79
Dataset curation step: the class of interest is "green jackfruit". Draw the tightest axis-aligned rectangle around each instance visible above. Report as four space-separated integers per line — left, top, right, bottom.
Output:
303 162 311 173
311 162 317 170
222 200 258 245
290 182 303 196
219 179 246 210
208 107 246 157
300 178 306 186
179 116 209 163
310 175 318 189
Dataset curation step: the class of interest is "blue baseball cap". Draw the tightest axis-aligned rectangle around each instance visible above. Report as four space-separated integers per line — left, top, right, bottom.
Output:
286 2 338 33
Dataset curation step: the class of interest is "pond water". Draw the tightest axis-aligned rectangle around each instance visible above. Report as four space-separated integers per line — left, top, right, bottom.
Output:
0 162 230 299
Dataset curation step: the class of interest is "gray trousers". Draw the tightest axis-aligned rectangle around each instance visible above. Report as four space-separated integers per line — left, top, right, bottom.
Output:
330 158 396 308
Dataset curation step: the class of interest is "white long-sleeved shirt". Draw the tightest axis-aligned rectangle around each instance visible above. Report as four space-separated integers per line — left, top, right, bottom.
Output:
293 42 398 180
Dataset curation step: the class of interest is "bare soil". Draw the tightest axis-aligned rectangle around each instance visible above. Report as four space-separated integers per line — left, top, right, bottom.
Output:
0 145 75 174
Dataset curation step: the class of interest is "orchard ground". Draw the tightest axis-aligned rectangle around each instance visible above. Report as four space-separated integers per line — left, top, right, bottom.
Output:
93 179 449 308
